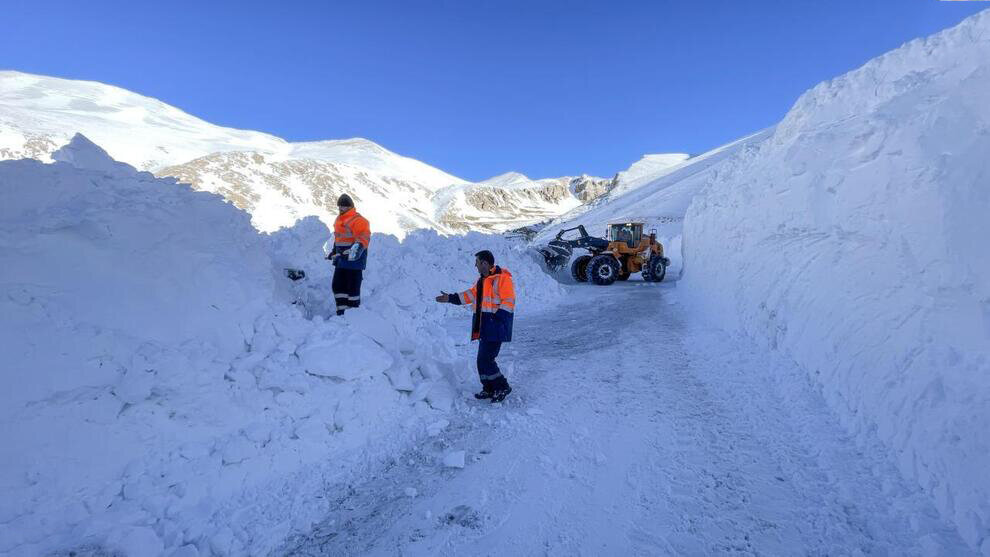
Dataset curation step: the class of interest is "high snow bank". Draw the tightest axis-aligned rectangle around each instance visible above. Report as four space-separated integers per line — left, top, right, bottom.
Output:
682 11 990 550
0 135 563 556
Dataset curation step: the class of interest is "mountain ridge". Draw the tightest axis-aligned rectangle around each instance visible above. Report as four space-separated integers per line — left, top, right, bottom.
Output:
0 70 688 235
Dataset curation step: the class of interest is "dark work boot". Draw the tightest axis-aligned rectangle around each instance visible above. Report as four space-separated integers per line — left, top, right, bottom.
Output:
474 390 493 400
490 387 512 403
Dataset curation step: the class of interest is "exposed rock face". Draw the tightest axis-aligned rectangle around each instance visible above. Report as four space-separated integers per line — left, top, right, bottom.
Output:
0 133 58 161
436 174 615 232
571 175 616 202
158 151 446 234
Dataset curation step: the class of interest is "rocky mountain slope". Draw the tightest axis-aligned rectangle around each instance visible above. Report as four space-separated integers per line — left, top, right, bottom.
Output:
0 71 685 235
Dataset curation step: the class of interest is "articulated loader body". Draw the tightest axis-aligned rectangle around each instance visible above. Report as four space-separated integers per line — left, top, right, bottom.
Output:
537 222 670 285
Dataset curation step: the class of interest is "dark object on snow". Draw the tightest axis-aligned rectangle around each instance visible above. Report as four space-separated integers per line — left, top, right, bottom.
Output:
474 390 493 400
284 268 306 281
337 193 353 208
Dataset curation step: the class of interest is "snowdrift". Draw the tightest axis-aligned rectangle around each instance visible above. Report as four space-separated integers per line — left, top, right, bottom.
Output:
0 135 563 556
682 11 990 550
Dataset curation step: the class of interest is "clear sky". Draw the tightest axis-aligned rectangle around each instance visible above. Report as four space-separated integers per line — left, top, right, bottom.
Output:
1 1 985 181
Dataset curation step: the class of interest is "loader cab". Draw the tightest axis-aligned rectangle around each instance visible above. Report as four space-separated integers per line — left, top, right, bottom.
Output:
607 222 643 249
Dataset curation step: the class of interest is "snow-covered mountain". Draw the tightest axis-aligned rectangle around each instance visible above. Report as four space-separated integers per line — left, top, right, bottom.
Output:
0 71 678 235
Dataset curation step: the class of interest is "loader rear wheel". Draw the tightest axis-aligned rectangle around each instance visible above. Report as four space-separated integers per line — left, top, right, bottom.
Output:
587 255 620 285
646 256 667 282
570 255 592 282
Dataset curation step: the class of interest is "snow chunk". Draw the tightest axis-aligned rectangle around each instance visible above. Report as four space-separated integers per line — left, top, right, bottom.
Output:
426 419 450 437
297 333 393 380
442 450 466 469
105 526 164 557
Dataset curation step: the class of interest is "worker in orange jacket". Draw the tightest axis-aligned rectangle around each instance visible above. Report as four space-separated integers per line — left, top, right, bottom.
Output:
435 250 514 403
327 194 371 316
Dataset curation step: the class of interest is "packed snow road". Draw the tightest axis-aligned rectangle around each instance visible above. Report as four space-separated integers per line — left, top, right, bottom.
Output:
281 280 968 556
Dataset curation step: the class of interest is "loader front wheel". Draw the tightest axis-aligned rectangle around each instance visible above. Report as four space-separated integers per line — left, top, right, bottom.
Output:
646 256 667 282
570 255 592 282
587 255 620 285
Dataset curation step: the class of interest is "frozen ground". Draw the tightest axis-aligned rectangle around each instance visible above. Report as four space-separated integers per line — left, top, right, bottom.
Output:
281 280 970 556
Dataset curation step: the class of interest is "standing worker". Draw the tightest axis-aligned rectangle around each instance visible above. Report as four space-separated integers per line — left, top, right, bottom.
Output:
435 250 514 403
327 194 370 316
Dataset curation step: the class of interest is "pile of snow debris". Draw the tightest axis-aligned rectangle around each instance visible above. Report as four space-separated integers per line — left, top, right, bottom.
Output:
0 135 564 556
682 11 990 552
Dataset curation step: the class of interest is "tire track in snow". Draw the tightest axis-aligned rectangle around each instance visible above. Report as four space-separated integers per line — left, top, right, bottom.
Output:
281 280 970 556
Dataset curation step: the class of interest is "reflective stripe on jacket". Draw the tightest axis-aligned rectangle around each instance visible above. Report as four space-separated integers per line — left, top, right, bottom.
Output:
333 208 371 270
455 266 515 342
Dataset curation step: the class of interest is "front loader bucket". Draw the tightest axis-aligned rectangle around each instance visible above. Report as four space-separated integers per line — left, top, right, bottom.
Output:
534 241 573 271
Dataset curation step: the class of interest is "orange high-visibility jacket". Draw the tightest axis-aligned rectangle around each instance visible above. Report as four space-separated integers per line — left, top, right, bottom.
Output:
455 267 515 342
333 208 371 270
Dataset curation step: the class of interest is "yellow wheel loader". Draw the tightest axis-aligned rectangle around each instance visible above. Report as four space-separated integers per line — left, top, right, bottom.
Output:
537 222 669 285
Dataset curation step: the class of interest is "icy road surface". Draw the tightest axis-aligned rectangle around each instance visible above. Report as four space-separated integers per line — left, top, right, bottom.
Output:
282 281 969 556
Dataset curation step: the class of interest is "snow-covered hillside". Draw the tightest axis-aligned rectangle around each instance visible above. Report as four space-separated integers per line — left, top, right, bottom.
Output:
0 71 674 236
609 153 690 196
0 135 565 556
681 10 990 552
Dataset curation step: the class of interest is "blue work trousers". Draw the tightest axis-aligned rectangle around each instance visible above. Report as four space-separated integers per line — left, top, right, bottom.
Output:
477 341 510 392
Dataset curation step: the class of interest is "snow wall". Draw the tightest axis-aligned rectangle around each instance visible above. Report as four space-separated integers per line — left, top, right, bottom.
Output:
0 135 564 556
682 11 990 551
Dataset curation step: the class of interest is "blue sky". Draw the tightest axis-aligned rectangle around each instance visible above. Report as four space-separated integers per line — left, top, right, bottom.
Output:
1 1 985 181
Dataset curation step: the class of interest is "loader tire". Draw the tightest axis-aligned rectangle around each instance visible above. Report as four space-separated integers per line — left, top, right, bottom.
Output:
646 256 667 282
587 255 620 285
570 255 592 282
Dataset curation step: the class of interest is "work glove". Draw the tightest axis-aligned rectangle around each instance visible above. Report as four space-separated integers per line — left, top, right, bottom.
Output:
347 243 362 261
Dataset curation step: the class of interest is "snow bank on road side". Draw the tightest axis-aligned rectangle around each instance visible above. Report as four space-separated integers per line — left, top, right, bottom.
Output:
0 135 563 556
682 11 990 551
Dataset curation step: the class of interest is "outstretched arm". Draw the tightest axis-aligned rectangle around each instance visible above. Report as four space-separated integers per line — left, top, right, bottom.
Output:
434 290 466 304
434 291 460 304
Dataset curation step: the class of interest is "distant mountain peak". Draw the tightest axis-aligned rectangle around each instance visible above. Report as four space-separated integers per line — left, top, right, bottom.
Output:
480 171 532 187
